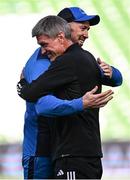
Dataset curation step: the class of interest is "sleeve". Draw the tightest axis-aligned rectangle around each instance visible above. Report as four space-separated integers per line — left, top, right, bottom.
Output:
110 66 123 86
100 66 123 87
17 56 76 102
21 51 83 117
35 95 83 117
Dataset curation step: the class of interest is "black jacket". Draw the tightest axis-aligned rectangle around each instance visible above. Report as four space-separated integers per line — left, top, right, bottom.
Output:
18 44 102 160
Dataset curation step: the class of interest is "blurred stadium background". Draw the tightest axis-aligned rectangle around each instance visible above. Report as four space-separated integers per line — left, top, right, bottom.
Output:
0 0 130 179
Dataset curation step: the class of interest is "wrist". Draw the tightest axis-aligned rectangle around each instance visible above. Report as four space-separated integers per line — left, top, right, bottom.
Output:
82 97 89 109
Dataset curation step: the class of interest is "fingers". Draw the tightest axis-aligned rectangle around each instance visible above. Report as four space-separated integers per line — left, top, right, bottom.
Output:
97 58 112 77
93 93 113 106
98 61 111 71
100 65 111 72
95 89 114 99
95 89 114 107
17 82 22 95
97 57 102 64
97 58 110 70
101 65 112 78
82 88 114 109
97 94 113 107
91 95 113 108
90 86 98 94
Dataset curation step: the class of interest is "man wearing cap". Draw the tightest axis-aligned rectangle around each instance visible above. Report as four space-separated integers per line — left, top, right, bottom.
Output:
58 7 122 80
17 13 122 179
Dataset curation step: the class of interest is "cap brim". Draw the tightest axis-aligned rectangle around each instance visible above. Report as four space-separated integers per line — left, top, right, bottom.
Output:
74 15 100 26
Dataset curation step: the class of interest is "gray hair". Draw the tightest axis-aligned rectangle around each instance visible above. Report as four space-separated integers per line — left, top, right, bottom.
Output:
32 15 71 40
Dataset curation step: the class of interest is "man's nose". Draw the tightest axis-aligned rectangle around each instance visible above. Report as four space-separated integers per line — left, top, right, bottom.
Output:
83 31 88 38
41 48 47 55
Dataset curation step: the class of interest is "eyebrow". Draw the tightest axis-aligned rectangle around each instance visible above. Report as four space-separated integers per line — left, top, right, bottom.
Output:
80 25 90 30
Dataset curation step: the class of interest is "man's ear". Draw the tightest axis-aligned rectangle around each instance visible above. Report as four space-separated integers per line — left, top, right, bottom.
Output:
57 31 65 43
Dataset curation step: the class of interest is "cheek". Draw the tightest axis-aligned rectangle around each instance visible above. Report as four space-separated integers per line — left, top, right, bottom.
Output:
78 30 83 36
71 32 77 40
51 45 59 53
50 43 56 50
75 30 80 36
54 42 61 50
74 33 80 41
56 46 62 53
53 41 58 48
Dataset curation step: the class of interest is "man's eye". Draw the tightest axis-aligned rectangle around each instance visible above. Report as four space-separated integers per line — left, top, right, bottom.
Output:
81 27 86 31
81 26 90 31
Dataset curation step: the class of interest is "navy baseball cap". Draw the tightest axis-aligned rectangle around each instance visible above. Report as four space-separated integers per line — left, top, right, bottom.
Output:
58 7 100 26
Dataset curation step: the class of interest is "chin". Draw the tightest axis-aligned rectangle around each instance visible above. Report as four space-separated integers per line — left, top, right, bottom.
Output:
78 41 84 47
79 43 83 47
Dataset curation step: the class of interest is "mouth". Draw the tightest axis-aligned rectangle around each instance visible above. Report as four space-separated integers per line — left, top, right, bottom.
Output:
78 37 86 46
47 53 52 59
47 52 57 61
46 51 53 57
79 39 85 46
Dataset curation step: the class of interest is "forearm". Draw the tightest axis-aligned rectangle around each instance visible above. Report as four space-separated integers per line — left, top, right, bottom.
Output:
17 58 74 102
35 95 83 117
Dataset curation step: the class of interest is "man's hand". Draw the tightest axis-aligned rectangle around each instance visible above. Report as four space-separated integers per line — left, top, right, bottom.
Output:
97 58 112 78
82 86 114 109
